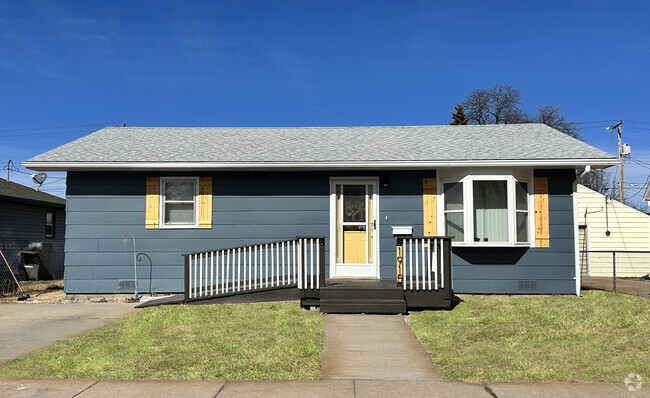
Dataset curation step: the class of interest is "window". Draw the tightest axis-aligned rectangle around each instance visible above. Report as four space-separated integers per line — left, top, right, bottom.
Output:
45 211 54 238
443 182 464 242
441 174 532 246
515 182 529 243
160 177 198 228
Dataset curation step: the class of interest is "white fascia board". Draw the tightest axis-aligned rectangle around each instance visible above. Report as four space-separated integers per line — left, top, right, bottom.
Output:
23 158 619 171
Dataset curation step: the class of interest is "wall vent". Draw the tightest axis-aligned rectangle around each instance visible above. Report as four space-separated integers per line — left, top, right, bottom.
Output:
118 279 136 292
517 280 538 291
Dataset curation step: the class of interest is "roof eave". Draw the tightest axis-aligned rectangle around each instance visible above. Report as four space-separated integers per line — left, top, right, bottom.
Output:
0 194 65 209
24 158 620 171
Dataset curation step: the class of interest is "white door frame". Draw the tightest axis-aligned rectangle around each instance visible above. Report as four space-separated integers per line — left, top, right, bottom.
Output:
329 177 380 279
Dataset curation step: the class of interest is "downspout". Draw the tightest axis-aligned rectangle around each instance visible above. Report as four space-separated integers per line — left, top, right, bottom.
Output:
572 166 591 296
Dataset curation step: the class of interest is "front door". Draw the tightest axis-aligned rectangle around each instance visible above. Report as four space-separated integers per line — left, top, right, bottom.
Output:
330 178 379 278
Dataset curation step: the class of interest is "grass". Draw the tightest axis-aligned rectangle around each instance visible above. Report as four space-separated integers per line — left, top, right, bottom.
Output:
0 302 323 380
409 290 650 382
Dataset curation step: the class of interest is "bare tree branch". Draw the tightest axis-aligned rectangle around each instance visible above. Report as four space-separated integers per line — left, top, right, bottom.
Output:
535 104 581 139
456 84 607 195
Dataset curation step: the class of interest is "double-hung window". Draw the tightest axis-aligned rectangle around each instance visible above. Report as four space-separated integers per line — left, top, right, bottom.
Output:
160 177 198 228
45 211 54 238
441 173 532 246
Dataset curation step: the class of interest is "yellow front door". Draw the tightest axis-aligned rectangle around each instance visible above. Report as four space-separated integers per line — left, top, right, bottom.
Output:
333 182 376 277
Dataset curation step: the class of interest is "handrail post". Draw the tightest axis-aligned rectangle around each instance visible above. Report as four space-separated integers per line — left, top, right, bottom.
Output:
612 251 616 292
302 238 308 290
443 238 452 290
396 237 403 284
183 254 190 303
318 238 326 289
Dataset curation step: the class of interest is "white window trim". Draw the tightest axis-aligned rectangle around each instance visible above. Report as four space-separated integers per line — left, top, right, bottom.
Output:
437 169 536 247
159 177 199 229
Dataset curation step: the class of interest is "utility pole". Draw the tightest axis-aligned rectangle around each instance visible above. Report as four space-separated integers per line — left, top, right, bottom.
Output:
607 120 624 203
6 159 11 181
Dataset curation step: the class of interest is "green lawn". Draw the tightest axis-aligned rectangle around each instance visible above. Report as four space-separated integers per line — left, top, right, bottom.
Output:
0 303 323 380
409 290 650 382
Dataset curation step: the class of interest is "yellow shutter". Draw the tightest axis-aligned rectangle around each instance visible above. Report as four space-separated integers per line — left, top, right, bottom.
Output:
423 177 437 236
198 176 213 229
145 177 160 229
534 176 549 248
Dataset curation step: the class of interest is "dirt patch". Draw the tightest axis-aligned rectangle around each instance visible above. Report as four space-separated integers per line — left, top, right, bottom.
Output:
0 280 137 304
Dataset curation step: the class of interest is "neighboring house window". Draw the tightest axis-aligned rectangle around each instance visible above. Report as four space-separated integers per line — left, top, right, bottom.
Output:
441 174 532 246
45 211 54 238
160 177 199 228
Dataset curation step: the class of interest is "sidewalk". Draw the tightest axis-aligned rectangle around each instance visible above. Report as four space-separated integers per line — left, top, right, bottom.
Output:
1 377 646 398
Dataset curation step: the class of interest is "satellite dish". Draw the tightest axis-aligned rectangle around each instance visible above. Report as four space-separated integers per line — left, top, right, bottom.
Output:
32 173 47 185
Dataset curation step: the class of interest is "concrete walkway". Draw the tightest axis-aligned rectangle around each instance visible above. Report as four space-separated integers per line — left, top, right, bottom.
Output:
320 314 444 380
0 303 138 364
1 378 647 398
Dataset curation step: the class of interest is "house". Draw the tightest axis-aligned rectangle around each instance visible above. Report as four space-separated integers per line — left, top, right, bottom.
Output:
577 184 650 277
644 183 650 206
23 124 617 308
0 178 66 278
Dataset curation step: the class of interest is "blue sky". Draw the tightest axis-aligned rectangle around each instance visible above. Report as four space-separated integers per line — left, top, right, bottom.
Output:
1 1 649 206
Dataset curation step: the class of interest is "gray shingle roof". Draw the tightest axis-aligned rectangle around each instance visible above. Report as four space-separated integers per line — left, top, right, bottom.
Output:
25 124 617 169
0 178 65 208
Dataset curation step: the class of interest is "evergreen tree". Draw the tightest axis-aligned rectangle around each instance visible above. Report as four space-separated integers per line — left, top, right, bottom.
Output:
449 103 469 125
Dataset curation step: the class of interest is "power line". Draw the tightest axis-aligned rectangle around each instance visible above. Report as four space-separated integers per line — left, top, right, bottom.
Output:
624 175 650 200
577 120 619 124
625 119 650 125
0 129 97 138
0 123 109 134
628 158 650 170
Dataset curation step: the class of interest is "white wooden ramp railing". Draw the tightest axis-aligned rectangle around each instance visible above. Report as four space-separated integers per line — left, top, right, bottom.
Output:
396 236 452 292
183 236 325 301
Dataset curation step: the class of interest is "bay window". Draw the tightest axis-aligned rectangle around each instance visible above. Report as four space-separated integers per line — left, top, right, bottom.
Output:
441 174 532 246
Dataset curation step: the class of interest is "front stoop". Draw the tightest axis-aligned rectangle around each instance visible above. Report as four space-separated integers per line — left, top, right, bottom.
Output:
318 280 407 314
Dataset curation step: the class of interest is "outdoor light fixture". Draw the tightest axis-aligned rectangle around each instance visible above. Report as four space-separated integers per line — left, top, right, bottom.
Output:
382 175 390 187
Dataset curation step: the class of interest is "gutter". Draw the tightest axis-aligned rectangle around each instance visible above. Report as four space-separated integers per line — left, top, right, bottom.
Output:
23 158 619 172
572 166 591 297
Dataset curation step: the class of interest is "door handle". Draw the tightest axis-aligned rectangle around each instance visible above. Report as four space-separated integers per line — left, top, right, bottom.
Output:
373 220 377 230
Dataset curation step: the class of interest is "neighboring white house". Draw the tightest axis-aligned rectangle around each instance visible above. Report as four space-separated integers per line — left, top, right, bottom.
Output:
577 184 650 277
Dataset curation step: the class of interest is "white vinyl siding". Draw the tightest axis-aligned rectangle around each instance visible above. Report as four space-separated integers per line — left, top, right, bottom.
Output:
577 184 650 277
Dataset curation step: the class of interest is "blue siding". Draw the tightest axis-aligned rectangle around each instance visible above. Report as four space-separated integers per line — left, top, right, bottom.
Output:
451 169 577 294
64 170 429 293
64 169 577 295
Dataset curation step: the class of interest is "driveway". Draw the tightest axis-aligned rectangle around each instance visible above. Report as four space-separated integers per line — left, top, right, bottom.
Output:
0 303 138 364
